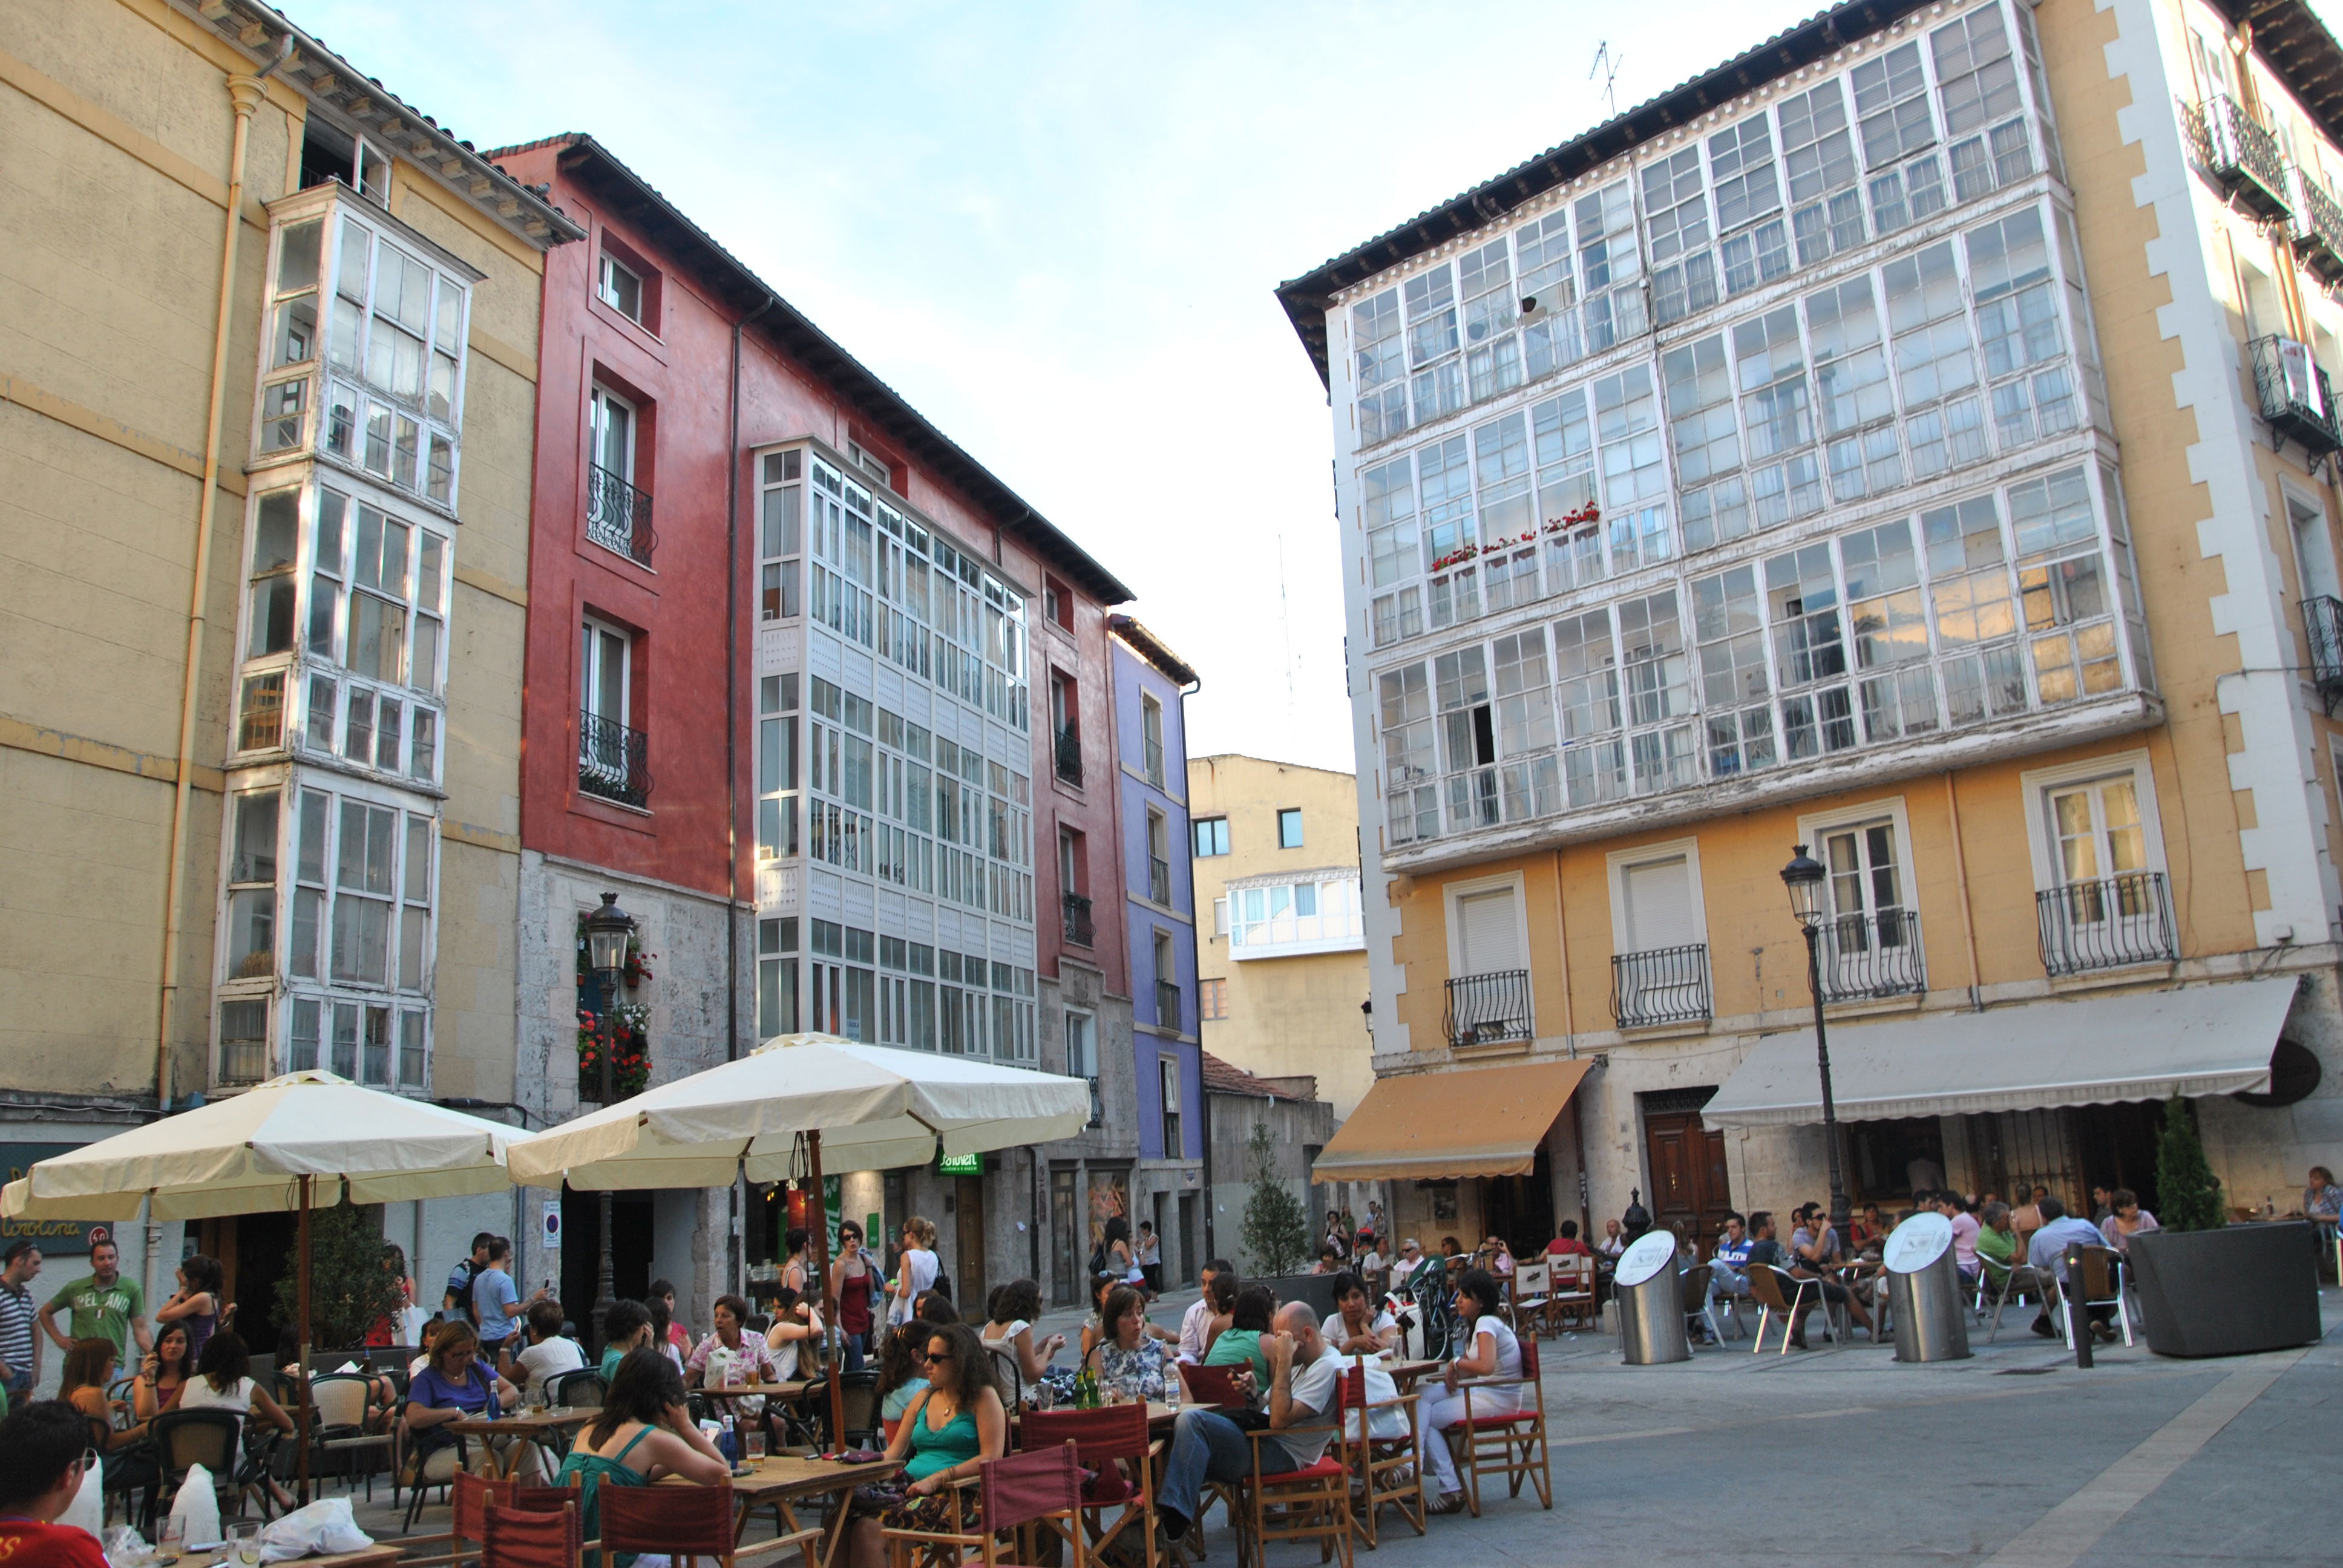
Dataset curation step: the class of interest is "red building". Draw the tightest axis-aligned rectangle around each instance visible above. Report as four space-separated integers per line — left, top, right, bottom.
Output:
491 135 1149 1312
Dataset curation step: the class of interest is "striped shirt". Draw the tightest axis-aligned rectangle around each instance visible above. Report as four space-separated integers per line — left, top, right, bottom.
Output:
0 1279 38 1388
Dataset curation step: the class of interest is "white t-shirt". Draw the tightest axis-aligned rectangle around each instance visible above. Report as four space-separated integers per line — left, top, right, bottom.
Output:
889 1249 939 1325
766 1304 824 1381
514 1335 586 1402
1274 1352 1344 1468
1458 1313 1522 1413
179 1374 257 1436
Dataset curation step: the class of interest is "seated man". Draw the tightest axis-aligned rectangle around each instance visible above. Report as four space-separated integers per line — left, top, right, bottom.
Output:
1709 1212 1752 1303
0 1400 110 1568
1156 1302 1342 1546
1748 1212 1871 1349
1544 1221 1592 1259
2025 1197 2117 1341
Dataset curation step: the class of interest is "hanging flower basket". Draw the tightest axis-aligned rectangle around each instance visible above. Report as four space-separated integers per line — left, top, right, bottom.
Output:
576 1002 652 1099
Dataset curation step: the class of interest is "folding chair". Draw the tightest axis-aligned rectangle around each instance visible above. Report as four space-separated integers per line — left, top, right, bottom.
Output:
482 1499 582 1568
1021 1404 1159 1568
1746 1267 1818 1356
1237 1426 1352 1568
403 1474 582 1568
1175 1364 1254 1548
601 1474 820 1568
882 1440 1087 1568
1545 1255 1597 1333
1334 1362 1421 1549
1455 1335 1550 1518
1508 1261 1550 1341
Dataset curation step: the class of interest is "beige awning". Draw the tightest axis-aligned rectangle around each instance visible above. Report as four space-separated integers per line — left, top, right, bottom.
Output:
1311 1058 1593 1183
1701 978 2298 1131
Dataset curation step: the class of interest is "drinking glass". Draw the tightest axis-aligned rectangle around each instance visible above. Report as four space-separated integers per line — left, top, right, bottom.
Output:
157 1515 187 1565
745 1428 767 1461
228 1523 263 1568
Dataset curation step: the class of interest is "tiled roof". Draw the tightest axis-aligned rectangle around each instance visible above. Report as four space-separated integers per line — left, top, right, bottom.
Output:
1202 1051 1317 1102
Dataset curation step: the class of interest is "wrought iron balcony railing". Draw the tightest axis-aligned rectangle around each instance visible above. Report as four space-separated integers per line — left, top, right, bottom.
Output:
2306 595 2343 715
1055 726 1084 786
578 710 653 809
586 462 657 567
2184 94 2290 218
2291 165 2343 285
1155 980 1183 1033
1814 907 1927 1002
2036 871 2177 976
1062 892 1094 947
1443 969 1532 1048
2247 335 2343 459
1611 944 1712 1029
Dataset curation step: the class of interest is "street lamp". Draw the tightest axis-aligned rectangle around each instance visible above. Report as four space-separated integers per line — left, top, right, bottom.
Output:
1780 846 1850 1255
583 892 636 1348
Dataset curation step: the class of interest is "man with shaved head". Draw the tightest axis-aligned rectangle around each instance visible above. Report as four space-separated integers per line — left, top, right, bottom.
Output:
1153 1298 1343 1546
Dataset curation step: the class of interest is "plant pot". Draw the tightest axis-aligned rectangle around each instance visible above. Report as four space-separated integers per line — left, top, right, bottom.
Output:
2126 1222 2322 1357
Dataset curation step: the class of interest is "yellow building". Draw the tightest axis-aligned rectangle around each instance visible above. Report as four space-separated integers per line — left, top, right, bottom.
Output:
1 0 574 1313
1190 754 1374 1121
1279 0 2343 1254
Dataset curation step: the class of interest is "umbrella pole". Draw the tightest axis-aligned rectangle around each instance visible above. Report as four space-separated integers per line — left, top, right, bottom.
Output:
297 1173 313 1507
807 1131 847 1451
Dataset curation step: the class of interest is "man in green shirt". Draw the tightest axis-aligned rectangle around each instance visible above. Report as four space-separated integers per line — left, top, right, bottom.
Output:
38 1239 150 1362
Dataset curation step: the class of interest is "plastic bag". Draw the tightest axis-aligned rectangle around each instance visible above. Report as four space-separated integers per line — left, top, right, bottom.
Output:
258 1498 372 1563
58 1450 104 1539
168 1463 221 1548
398 1305 431 1345
101 1525 152 1567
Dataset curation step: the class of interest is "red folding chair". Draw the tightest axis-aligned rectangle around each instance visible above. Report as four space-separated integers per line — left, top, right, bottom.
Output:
881 1440 1087 1568
1175 1364 1253 1547
1335 1363 1422 1548
600 1478 821 1568
482 1500 582 1568
1022 1403 1161 1568
406 1474 580 1564
1456 1335 1550 1517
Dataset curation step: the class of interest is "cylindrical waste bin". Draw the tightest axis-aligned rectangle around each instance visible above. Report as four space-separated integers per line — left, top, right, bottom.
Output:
1884 1211 1972 1362
1615 1230 1689 1364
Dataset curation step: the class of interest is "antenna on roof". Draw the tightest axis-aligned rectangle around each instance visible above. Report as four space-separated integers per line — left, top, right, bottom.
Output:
1590 41 1622 118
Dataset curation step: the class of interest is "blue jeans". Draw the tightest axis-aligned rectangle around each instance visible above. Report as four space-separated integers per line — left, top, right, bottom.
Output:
1158 1409 1300 1523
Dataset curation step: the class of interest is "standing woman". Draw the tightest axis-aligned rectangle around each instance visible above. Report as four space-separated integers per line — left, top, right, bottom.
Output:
1420 1269 1521 1515
831 1223 877 1371
154 1254 226 1367
781 1227 813 1298
888 1218 939 1329
364 1244 415 1347
1101 1218 1142 1293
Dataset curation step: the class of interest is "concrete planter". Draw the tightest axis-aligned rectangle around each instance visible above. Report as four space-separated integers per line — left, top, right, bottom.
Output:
1252 1272 1341 1320
2127 1222 2322 1357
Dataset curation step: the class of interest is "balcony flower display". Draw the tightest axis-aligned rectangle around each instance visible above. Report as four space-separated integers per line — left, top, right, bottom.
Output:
1429 501 1601 574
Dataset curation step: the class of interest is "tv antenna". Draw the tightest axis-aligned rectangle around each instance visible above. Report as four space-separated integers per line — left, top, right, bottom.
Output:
1590 41 1623 117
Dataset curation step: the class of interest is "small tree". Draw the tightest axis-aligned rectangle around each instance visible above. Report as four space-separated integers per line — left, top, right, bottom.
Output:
1239 1119 1311 1276
274 1200 405 1348
2155 1095 2225 1232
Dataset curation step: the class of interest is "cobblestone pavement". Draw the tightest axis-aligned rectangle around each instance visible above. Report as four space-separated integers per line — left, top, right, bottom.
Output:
312 1284 2336 1566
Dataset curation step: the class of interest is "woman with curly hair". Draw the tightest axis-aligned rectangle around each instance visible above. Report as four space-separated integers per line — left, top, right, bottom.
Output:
848 1322 1006 1568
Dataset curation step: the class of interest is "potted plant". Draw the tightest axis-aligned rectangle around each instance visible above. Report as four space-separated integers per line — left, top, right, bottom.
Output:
2127 1097 2321 1356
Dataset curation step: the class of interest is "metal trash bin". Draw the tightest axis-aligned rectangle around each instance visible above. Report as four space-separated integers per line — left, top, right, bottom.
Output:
1884 1212 1972 1362
1615 1231 1690 1365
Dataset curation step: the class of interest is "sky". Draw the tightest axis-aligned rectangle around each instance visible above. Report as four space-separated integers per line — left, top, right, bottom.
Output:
286 0 2343 773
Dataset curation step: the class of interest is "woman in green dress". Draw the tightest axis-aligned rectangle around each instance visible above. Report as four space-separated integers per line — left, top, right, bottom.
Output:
847 1321 1008 1568
558 1347 731 1567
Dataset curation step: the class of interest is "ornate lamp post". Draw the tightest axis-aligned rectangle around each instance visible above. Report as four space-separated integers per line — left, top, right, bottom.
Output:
1780 846 1850 1253
583 891 637 1347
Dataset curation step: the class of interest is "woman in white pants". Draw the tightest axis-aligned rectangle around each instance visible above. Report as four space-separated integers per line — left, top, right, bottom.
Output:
1420 1268 1522 1513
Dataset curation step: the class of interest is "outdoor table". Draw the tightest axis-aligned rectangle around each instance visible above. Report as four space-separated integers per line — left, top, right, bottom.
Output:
266 1550 401 1568
445 1406 594 1477
1381 1357 1442 1390
676 1452 903 1568
701 1379 813 1403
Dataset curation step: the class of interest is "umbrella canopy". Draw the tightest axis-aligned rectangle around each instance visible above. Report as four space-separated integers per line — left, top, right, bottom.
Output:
0 1069 523 1222
508 1033 1092 1188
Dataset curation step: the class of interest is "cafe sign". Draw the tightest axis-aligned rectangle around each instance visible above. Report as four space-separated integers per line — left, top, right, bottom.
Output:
0 1143 106 1254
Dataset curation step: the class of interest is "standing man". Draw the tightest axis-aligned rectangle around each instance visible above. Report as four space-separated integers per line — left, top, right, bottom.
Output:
443 1232 494 1326
470 1237 539 1377
0 1243 43 1403
37 1238 149 1364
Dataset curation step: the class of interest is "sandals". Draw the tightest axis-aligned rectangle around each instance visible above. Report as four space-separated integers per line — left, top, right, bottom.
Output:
1427 1491 1469 1516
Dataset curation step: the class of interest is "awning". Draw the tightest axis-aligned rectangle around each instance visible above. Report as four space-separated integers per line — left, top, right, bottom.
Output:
1702 978 2298 1131
1311 1058 1593 1183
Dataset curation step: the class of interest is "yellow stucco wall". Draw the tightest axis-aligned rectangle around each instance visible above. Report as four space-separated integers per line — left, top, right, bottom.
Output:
1189 755 1374 1116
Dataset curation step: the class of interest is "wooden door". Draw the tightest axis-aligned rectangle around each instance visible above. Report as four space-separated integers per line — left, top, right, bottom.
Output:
954 1175 987 1315
1644 1111 1731 1258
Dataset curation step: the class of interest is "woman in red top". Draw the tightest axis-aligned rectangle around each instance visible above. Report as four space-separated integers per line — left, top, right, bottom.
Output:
361 1243 413 1348
0 1400 113 1568
830 1221 876 1372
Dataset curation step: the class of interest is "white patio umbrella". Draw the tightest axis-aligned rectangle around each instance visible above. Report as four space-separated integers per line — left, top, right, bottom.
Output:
508 1033 1091 1439
1 1070 525 1500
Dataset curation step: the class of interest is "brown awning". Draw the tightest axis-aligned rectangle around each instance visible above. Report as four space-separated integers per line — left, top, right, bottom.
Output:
1310 1059 1593 1183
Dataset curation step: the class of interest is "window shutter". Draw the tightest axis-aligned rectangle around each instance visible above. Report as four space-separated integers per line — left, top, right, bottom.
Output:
1457 888 1522 975
1622 857 1697 950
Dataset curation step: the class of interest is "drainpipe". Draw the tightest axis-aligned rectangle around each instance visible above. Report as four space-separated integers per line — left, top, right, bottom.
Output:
150 36 291 1311
727 293 776 1298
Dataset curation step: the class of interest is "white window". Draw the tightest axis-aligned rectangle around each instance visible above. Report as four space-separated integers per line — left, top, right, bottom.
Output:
1932 5 2030 202
590 385 636 484
2289 492 2341 603
1142 693 1165 786
1710 111 1789 296
580 616 639 805
1644 146 1716 325
1353 287 1409 445
278 485 445 781
1616 853 1700 955
1066 1010 1099 1125
1798 805 1923 996
1159 1054 1182 1154
1228 877 1364 957
1458 237 1521 402
597 252 643 322
1609 844 1709 1027
1453 884 1522 977
1515 209 1582 377
757 673 799 861
1446 878 1530 1043
1575 179 1647 350
2024 754 2171 971
1404 264 1463 425
1780 78 1864 266
1852 39 1945 235
1885 240 1986 479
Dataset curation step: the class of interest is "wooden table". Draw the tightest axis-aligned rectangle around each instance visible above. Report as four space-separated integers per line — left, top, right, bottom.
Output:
700 1379 812 1403
445 1407 594 1477
672 1453 901 1568
1381 1357 1443 1390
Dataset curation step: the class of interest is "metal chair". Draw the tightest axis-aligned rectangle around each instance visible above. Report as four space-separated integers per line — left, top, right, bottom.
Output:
2048 1246 2134 1348
1455 1334 1550 1518
1746 1267 1819 1355
1982 1263 2054 1344
1334 1361 1422 1549
307 1371 392 1500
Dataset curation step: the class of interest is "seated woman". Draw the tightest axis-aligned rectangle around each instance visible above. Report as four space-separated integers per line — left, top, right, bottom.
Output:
1420 1269 1522 1515
911 1287 957 1327
1201 1284 1274 1390
558 1347 731 1567
1849 1204 1889 1254
600 1300 655 1381
1086 1285 1173 1403
404 1319 523 1480
762 1286 825 1382
59 1338 163 1500
1076 1274 1116 1364
178 1331 297 1508
1197 1271 1238 1361
1329 1272 1398 1356
685 1294 778 1388
874 1322 930 1429
978 1278 1063 1397
850 1322 1008 1568
2099 1189 2160 1256
131 1322 195 1422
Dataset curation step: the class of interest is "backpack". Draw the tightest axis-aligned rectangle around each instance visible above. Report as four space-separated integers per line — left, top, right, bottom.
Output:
1089 1240 1109 1279
448 1261 477 1321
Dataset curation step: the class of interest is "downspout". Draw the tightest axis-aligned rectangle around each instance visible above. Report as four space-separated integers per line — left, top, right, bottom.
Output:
727 293 776 1298
1944 771 1983 1010
151 38 290 1315
157 45 291 1119
1553 847 1591 1238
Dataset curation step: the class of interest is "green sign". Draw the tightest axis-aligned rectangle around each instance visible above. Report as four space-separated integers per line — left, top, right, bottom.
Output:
937 1151 982 1176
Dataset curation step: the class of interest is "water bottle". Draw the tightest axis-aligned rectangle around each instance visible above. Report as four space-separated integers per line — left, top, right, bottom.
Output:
1163 1373 1181 1414
721 1414 739 1464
